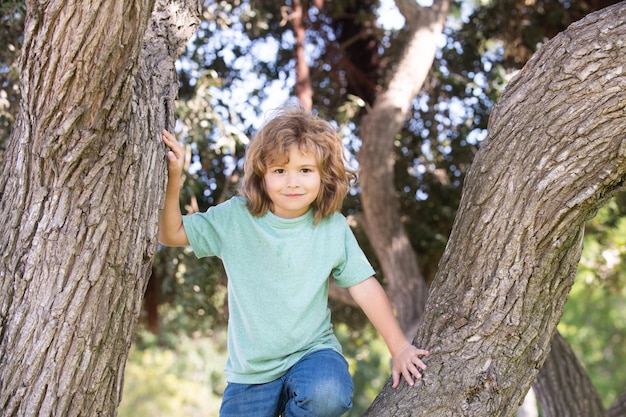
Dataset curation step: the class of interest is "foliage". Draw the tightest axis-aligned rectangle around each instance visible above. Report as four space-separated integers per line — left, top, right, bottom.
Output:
335 323 392 417
559 197 626 408
0 0 23 148
118 332 228 417
147 246 230 336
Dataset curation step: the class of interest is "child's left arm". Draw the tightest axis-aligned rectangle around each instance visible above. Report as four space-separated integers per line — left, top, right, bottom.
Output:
348 277 429 388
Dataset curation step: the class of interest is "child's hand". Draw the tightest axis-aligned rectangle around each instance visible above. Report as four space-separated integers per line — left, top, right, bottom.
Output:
391 343 429 388
162 129 184 177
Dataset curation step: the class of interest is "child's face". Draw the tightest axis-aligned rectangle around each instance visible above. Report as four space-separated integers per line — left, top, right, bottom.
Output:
263 144 321 219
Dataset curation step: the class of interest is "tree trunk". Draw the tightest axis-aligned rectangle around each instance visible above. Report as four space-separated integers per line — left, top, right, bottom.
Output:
533 332 605 417
0 1 200 416
365 3 626 415
358 0 450 337
291 0 313 111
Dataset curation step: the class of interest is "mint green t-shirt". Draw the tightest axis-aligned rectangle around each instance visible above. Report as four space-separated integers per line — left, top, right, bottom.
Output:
182 196 375 384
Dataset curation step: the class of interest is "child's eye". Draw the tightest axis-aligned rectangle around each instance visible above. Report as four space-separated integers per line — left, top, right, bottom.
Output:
274 168 285 174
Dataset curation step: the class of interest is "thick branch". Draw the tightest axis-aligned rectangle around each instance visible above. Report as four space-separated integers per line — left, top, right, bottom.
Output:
0 1 200 415
365 3 626 416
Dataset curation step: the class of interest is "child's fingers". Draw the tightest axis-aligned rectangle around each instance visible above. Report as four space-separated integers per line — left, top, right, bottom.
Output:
161 129 186 176
162 129 177 147
162 129 183 158
416 349 430 358
392 370 401 389
391 347 429 389
413 355 427 371
166 150 178 163
162 129 180 144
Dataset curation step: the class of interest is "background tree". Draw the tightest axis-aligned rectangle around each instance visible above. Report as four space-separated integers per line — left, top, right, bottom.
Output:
358 0 450 336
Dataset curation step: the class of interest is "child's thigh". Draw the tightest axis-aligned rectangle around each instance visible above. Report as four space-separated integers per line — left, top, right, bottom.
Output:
219 379 283 417
283 349 353 417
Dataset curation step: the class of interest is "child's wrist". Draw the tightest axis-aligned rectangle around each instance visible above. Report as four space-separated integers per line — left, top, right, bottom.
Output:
167 170 183 180
389 340 412 357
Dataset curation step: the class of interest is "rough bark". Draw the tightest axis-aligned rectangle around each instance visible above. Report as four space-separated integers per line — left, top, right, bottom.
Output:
358 0 450 337
365 3 626 416
533 332 605 417
0 1 200 416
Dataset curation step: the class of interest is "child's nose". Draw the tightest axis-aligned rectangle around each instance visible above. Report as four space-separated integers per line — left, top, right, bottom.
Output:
286 172 299 187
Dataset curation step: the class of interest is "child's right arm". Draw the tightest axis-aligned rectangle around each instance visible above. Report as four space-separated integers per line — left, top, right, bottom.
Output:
158 129 190 247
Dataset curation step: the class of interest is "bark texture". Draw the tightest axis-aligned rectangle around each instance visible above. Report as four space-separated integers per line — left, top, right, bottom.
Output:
358 0 450 337
365 3 626 415
0 1 200 416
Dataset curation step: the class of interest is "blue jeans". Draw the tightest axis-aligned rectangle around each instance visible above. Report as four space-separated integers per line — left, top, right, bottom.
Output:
219 349 353 417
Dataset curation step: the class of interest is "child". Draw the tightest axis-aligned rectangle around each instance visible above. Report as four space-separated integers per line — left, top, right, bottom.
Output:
159 106 429 417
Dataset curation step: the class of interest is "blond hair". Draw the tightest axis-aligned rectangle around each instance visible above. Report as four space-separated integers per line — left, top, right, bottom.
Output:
240 106 356 223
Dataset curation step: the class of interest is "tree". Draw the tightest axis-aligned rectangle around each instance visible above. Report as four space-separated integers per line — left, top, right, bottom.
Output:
364 3 626 415
4 1 622 416
358 0 450 336
0 0 200 415
534 332 605 416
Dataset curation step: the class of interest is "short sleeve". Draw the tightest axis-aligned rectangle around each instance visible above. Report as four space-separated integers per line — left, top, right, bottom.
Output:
331 219 376 287
182 198 243 258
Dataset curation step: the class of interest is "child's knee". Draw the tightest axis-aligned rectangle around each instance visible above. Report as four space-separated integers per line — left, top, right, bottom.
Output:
315 379 352 414
289 378 353 417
